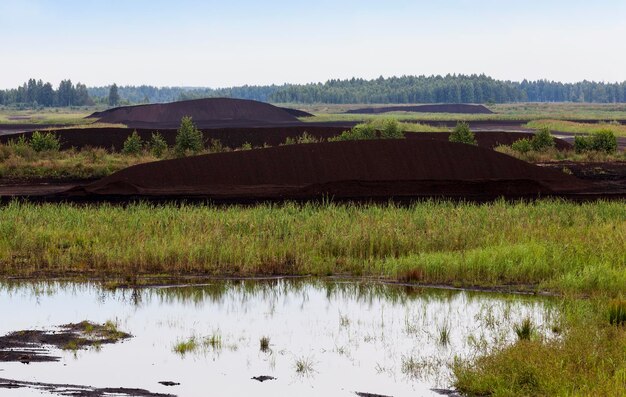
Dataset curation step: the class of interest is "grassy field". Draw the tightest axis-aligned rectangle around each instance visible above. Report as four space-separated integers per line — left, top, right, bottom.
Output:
453 297 626 396
0 107 101 125
1 200 624 297
295 102 626 122
526 119 626 137
0 146 159 180
495 146 626 163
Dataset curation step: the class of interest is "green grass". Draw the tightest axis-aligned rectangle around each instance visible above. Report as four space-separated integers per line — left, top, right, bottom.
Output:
0 145 160 180
0 200 624 297
0 107 101 125
453 299 626 396
526 119 626 137
296 103 626 123
495 145 626 163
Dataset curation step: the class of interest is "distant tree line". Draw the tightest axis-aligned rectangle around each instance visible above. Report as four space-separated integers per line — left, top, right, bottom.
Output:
0 79 94 107
270 75 626 104
2 74 626 107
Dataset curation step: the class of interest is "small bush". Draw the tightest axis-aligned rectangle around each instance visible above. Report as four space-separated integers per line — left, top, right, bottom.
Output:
589 130 617 153
175 116 204 156
283 132 323 145
237 142 253 151
380 118 404 139
530 128 555 151
122 130 143 155
7 136 34 159
574 130 617 154
149 132 168 158
449 122 476 145
511 138 533 154
574 135 591 153
331 123 378 141
208 138 226 153
29 131 61 152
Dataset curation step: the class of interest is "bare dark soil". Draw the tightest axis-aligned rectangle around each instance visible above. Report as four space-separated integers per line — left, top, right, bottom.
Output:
89 98 302 128
0 321 131 364
345 104 494 114
538 161 626 191
61 139 592 201
0 378 174 397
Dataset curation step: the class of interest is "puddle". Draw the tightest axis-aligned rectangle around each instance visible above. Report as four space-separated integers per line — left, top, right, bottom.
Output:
0 279 558 397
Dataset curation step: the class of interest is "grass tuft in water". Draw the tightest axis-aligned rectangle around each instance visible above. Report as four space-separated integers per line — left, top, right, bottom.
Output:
514 317 535 341
294 356 315 375
173 337 198 356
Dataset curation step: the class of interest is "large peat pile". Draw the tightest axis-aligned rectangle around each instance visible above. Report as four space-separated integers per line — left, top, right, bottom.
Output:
66 140 589 201
89 98 303 128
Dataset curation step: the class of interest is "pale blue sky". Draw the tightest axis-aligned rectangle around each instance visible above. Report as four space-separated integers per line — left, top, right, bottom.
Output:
1 0 625 88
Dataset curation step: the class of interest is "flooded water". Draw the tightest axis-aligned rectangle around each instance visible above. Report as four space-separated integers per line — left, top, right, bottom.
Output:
0 279 558 397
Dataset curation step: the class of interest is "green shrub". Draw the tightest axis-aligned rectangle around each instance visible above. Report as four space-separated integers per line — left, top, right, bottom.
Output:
574 135 591 153
449 122 476 145
238 142 253 151
122 130 144 155
380 118 404 139
511 138 532 154
149 132 168 158
175 116 204 156
283 132 323 145
29 131 61 152
330 123 378 141
7 136 34 158
530 128 555 151
574 130 617 154
589 130 617 153
208 139 226 153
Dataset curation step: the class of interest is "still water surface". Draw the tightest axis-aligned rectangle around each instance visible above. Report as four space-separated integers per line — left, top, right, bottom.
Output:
0 279 556 396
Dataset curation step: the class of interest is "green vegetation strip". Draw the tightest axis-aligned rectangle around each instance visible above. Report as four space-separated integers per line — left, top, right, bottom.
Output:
1 200 624 296
526 119 626 137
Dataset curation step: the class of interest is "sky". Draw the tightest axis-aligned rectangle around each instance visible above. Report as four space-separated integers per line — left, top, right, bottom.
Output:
1 0 625 89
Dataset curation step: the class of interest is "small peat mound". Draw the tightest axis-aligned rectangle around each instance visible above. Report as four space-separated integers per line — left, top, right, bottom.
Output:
279 107 314 117
0 321 131 363
89 98 302 128
65 140 590 201
345 104 494 115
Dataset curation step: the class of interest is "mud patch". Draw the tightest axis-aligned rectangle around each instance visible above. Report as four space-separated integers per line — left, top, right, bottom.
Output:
0 377 174 396
0 321 131 363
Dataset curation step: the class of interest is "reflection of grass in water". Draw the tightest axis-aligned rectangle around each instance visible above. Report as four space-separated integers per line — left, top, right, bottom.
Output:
437 324 451 346
339 313 350 327
259 336 270 352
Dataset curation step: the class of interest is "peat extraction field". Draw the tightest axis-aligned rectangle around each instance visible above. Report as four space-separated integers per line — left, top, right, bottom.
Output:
1 92 625 395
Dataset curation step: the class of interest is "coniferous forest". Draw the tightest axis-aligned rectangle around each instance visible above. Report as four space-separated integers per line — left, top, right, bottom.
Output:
2 74 626 107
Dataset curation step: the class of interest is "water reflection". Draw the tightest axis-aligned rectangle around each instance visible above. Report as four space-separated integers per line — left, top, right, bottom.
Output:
0 279 557 397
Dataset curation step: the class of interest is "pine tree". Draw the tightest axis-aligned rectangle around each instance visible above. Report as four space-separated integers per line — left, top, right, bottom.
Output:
108 83 120 107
